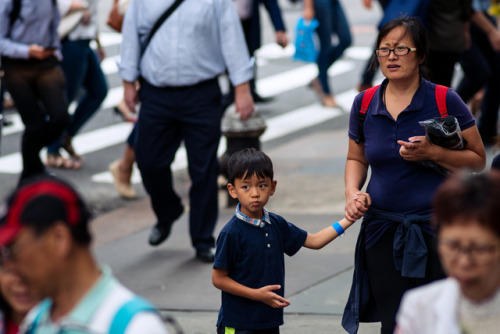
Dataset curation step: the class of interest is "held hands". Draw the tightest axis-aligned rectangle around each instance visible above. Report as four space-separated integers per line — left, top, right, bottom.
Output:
28 45 55 60
345 190 371 222
397 136 435 162
255 285 290 309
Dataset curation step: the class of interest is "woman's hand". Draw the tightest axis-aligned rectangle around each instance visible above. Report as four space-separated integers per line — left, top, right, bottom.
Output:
398 136 435 162
345 189 371 222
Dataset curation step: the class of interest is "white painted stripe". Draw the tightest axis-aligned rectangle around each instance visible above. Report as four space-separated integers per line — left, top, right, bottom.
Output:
0 83 358 175
0 123 133 174
100 55 120 75
256 59 354 98
91 89 358 184
1 59 352 137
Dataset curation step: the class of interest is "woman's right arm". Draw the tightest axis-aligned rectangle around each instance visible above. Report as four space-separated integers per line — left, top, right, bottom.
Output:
345 138 371 221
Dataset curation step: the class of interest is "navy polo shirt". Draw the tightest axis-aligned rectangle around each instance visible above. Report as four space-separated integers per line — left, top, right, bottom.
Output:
214 212 307 330
348 78 475 246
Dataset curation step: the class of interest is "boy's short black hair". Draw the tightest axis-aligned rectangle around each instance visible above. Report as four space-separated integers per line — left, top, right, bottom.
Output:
227 148 274 184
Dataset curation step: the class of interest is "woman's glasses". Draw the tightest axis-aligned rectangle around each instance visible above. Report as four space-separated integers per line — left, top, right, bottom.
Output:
375 47 417 57
439 238 500 265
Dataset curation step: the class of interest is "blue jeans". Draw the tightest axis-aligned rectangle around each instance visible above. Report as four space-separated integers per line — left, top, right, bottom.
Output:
314 0 351 95
47 39 108 155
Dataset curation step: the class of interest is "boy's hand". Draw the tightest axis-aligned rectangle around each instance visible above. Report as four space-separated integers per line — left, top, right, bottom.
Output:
256 285 290 308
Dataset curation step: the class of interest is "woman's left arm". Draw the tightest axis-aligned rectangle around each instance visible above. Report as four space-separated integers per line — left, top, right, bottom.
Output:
398 126 486 172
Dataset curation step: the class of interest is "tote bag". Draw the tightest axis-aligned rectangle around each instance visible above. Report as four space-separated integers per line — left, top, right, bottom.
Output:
292 17 319 63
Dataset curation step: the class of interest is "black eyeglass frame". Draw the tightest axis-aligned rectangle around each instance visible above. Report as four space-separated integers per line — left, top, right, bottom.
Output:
375 47 417 57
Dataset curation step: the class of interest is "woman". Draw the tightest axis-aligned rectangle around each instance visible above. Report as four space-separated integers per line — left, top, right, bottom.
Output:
302 0 351 108
0 270 38 334
341 17 486 334
0 0 69 181
396 171 500 333
46 0 108 169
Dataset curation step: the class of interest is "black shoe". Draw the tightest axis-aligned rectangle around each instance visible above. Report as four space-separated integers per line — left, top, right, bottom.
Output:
252 92 274 103
148 224 173 246
196 247 215 263
148 206 184 246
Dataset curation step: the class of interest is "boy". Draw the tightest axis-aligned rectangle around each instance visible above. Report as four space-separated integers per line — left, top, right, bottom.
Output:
212 148 368 333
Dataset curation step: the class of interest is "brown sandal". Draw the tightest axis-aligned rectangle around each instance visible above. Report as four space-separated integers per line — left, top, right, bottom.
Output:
46 154 76 169
61 134 83 168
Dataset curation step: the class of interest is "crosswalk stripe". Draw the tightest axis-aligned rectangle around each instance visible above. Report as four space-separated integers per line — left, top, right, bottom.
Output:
91 89 359 184
0 41 373 175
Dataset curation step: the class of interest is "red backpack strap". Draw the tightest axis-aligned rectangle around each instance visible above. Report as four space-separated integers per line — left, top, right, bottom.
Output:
435 84 449 117
356 85 380 144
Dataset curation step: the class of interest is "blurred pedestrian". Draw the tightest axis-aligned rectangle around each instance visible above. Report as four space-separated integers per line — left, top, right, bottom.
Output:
222 0 288 108
302 0 352 108
0 0 69 181
45 0 108 170
396 171 500 334
357 0 391 92
0 175 168 333
119 0 254 262
455 0 500 146
427 0 474 86
0 270 39 334
107 0 139 200
342 17 486 334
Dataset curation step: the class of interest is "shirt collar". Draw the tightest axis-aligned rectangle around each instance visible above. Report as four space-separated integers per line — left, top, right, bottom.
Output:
235 203 271 228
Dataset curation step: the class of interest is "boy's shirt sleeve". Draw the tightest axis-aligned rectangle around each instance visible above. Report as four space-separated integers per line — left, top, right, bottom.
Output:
214 231 237 271
278 216 307 257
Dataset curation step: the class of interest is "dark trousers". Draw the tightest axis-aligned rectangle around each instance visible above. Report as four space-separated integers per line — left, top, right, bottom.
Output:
364 224 445 334
427 50 460 87
47 39 108 155
456 16 500 141
2 56 68 179
135 78 222 250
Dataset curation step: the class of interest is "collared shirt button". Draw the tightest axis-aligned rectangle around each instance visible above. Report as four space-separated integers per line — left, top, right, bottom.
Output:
265 233 269 237
267 244 271 248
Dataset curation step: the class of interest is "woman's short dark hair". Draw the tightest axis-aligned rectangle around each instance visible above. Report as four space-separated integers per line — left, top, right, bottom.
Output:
370 16 430 79
432 171 500 239
227 148 274 185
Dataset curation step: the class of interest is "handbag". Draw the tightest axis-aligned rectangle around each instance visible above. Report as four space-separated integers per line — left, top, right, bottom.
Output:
58 10 84 39
378 0 431 30
107 0 124 33
292 17 319 63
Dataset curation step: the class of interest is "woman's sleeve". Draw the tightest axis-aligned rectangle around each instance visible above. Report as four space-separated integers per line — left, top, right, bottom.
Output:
445 88 476 131
347 93 364 141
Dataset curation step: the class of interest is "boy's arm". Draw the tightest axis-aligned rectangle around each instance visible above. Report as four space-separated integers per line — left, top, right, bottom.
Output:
212 268 290 308
303 217 353 250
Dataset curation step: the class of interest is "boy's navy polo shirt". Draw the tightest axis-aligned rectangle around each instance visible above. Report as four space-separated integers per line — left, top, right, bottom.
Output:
348 78 475 246
214 212 307 330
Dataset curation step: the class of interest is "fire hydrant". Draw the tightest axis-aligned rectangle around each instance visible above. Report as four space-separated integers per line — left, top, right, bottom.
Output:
220 107 267 206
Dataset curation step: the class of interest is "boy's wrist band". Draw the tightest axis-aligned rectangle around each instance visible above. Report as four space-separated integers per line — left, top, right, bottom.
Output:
332 221 345 237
